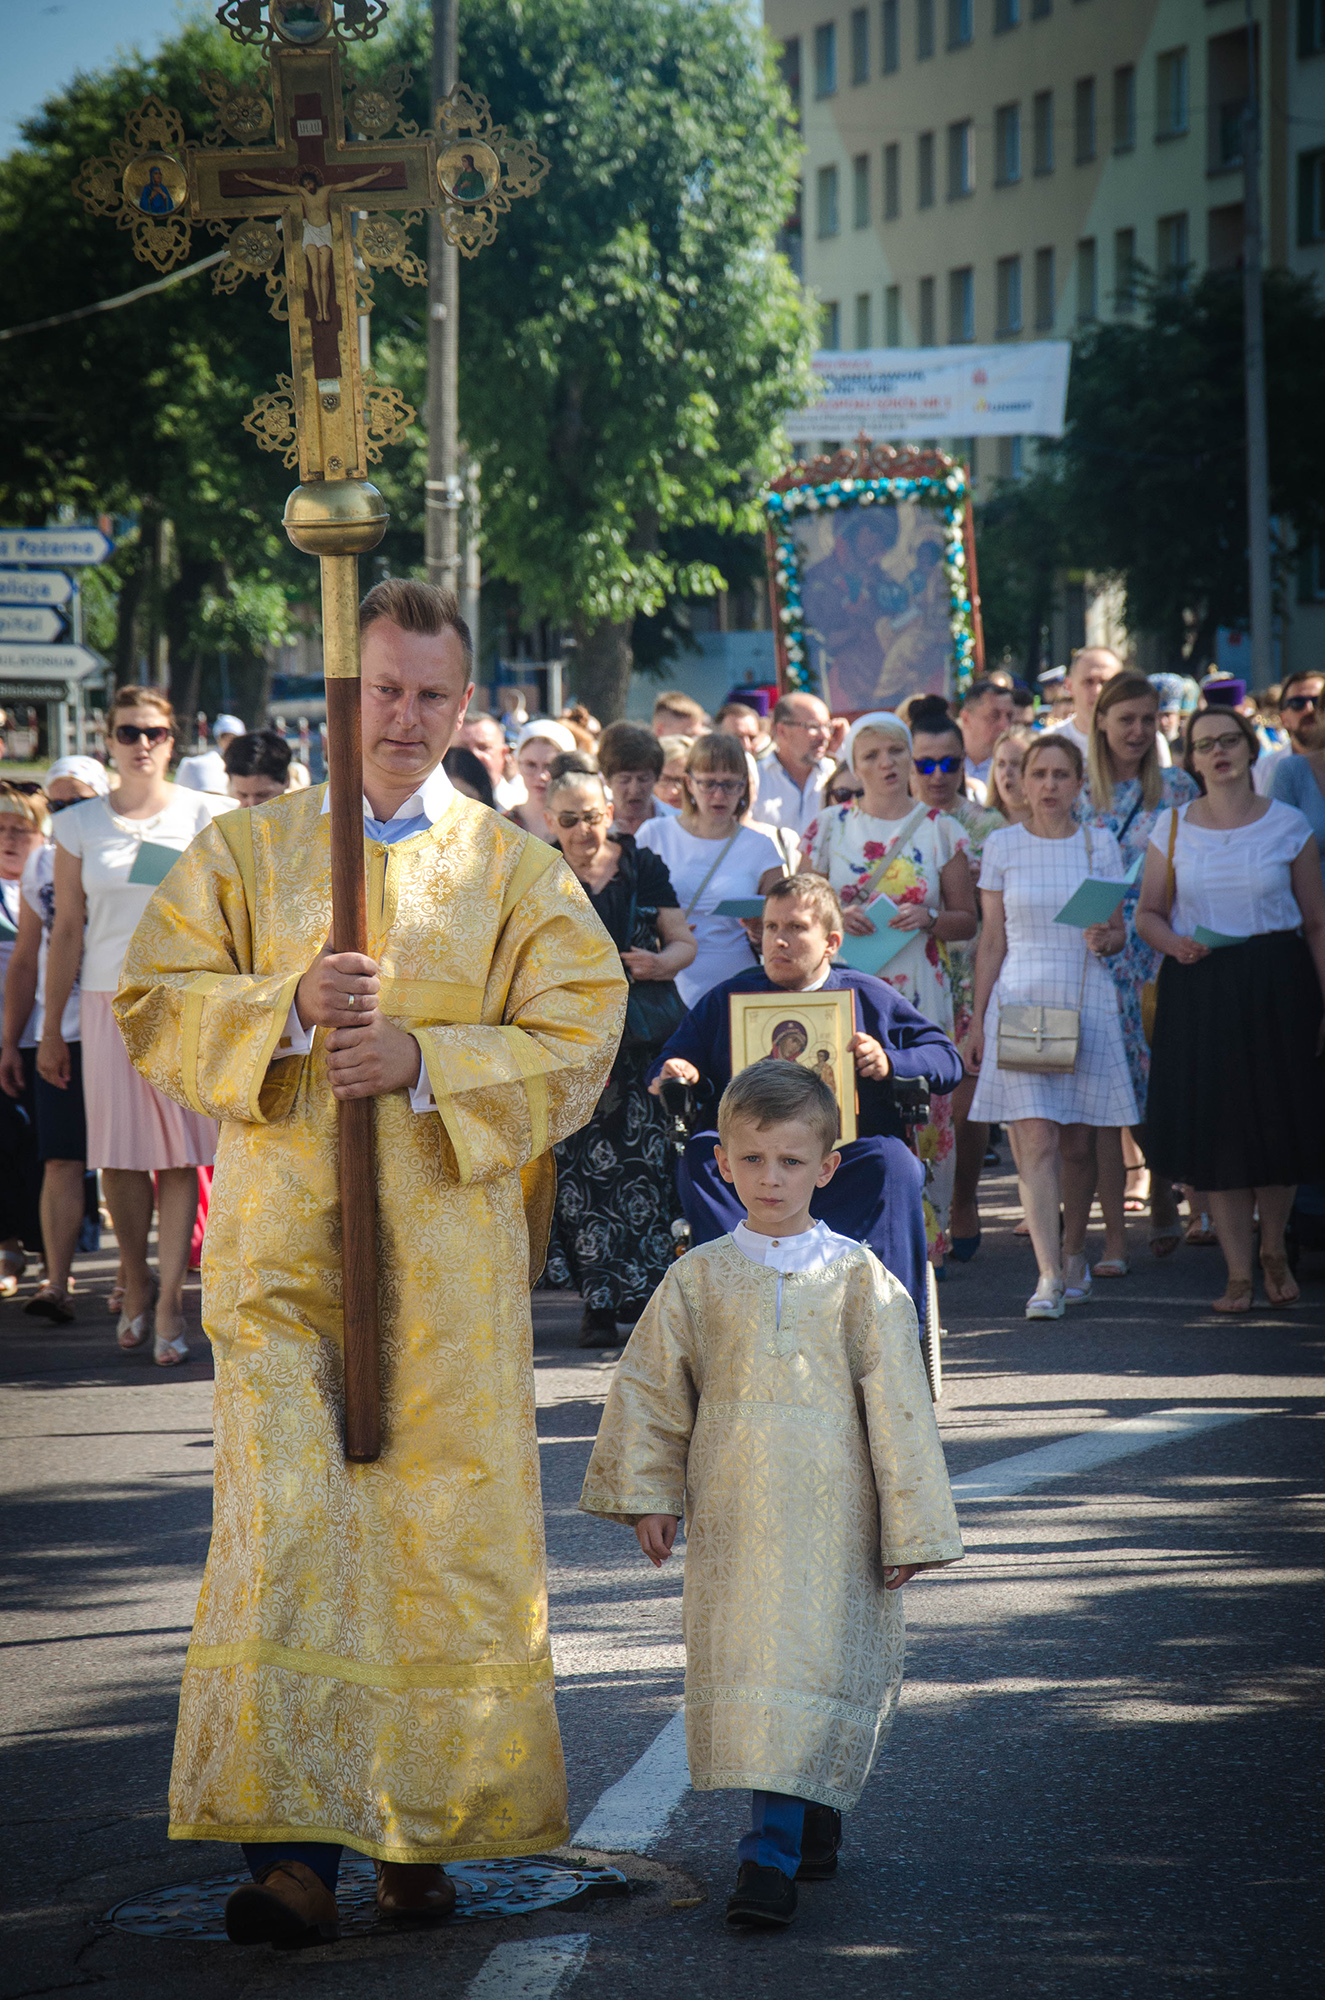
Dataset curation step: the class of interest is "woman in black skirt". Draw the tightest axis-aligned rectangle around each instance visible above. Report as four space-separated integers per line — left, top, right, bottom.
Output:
1138 707 1325 1312
541 755 697 1343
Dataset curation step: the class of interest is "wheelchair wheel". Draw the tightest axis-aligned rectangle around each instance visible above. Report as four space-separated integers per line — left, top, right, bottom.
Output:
922 1264 943 1403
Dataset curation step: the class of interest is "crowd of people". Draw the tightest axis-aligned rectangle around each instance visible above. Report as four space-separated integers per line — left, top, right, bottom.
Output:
0 646 1320 1350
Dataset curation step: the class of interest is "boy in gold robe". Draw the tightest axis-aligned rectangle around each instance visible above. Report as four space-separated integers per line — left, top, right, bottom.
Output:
580 1059 961 1929
114 581 626 1949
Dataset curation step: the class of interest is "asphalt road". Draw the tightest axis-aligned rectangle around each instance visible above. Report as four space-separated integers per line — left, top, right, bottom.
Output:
2 1160 1321 2000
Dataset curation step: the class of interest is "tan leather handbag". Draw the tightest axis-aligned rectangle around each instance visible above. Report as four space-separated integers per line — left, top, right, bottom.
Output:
995 828 1092 1076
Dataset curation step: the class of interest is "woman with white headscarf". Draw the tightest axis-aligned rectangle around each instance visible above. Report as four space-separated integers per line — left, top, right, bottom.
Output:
505 720 577 841
801 711 976 1265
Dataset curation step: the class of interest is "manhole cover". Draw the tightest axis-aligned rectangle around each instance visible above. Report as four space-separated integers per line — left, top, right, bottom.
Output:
109 1856 629 1941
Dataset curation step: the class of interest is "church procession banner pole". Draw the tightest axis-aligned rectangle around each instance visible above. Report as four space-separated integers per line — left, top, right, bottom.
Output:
77 0 547 1462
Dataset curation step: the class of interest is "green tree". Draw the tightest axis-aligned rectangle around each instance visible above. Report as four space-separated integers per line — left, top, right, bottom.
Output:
385 0 814 718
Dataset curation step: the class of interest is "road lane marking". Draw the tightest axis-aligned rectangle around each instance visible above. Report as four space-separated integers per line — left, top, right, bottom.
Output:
566 1407 1271 1854
950 1407 1272 1503
464 1934 591 1999
571 1705 687 1852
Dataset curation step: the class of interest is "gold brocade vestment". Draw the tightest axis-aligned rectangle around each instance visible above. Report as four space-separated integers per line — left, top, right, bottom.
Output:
579 1239 962 1810
114 787 626 1862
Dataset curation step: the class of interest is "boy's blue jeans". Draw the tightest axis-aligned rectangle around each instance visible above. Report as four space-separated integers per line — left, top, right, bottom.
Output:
736 1791 807 1878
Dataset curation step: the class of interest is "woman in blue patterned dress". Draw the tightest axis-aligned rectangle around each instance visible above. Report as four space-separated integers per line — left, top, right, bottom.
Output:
1081 674 1198 1266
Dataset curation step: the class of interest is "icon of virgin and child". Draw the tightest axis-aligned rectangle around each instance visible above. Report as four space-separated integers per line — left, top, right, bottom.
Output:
797 500 953 713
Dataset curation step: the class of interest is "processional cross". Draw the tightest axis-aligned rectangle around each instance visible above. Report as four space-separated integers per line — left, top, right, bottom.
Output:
77 0 548 1463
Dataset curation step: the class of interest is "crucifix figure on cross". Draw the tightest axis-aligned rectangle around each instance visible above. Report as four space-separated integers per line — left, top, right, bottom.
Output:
236 161 393 320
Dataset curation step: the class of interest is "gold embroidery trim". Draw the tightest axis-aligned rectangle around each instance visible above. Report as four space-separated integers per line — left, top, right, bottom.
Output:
500 1026 549 1160
499 837 555 927
185 1638 556 1692
416 1037 474 1184
250 971 303 1123
179 972 228 1115
379 977 483 1023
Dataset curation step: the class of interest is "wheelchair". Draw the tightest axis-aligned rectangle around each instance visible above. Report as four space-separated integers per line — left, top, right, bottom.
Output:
658 1074 945 1404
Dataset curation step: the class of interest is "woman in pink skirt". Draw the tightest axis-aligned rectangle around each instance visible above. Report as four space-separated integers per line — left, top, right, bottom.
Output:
40 687 230 1364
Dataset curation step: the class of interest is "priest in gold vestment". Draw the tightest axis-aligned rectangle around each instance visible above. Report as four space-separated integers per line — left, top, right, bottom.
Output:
114 580 626 1948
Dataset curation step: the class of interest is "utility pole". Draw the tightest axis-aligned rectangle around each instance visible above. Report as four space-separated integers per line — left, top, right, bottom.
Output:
1242 0 1273 690
426 0 461 593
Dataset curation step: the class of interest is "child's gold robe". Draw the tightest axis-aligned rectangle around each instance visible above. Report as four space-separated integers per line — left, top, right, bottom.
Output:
114 786 626 1862
579 1238 962 1810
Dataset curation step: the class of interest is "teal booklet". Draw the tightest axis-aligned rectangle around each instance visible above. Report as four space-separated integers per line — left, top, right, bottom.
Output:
835 895 913 975
1053 855 1142 929
1194 924 1247 949
127 840 182 888
714 898 767 920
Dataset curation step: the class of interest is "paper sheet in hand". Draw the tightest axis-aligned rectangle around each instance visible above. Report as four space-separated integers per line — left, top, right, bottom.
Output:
834 895 912 974
1053 855 1142 929
714 898 767 919
1193 925 1247 949
127 841 182 888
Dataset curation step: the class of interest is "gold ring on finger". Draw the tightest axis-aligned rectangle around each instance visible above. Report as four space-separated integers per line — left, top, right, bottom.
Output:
348 993 356 1009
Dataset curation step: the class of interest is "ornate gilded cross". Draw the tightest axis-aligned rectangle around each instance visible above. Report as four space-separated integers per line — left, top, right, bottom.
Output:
76 0 548 1464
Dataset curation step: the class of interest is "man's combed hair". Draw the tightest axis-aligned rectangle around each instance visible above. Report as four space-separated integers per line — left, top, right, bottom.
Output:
358 578 473 669
223 728 292 783
763 871 844 933
718 1058 840 1155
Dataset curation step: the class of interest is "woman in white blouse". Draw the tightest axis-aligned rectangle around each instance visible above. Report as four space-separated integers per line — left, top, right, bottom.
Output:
1137 706 1325 1312
43 688 230 1364
635 732 784 1007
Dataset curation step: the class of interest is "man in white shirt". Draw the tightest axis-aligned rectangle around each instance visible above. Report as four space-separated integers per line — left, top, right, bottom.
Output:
1254 668 1325 795
957 678 1015 802
457 708 524 809
176 713 244 793
754 692 835 836
1057 648 1171 768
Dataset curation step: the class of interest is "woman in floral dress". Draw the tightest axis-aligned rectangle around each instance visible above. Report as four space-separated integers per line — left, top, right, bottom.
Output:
1080 673 1198 1263
802 710 976 1263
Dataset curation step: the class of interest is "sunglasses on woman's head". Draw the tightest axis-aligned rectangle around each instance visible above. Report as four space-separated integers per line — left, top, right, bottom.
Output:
114 724 172 746
913 756 962 776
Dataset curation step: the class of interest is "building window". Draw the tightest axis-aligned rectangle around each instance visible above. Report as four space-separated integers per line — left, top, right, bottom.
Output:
996 254 1023 335
1157 48 1189 139
855 292 873 347
995 102 1021 184
882 0 900 71
779 37 802 112
853 154 871 227
1300 1 1325 57
919 274 936 344
1299 149 1325 241
918 130 936 207
1112 65 1135 152
948 0 973 48
851 7 870 82
1077 237 1097 321
1033 90 1054 175
1031 0 1052 16
949 265 975 342
815 21 838 97
995 0 1020 30
1113 226 1137 313
884 141 901 218
1034 245 1055 329
817 164 840 237
948 119 975 199
885 282 902 344
1074 77 1096 163
783 179 803 277
821 300 841 348
1158 211 1190 288
918 0 936 60
1208 202 1245 272
997 435 1025 479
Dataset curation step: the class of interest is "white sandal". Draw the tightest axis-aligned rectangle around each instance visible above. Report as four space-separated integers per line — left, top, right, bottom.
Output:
153 1315 190 1367
1063 1255 1092 1303
1026 1278 1066 1320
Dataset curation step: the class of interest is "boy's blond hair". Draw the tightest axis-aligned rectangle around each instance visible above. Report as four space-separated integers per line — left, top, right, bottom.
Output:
718 1059 840 1156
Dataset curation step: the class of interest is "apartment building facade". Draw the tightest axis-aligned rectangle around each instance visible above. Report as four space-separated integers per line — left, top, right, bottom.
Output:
763 0 1325 671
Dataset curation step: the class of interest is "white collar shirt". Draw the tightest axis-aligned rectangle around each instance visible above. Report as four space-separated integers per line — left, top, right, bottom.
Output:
732 1217 860 1324
754 748 836 836
318 760 455 834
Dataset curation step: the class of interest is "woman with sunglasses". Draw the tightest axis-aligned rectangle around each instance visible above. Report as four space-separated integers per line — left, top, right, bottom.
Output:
541 755 696 1342
636 733 785 1007
1138 707 1325 1312
42 687 231 1364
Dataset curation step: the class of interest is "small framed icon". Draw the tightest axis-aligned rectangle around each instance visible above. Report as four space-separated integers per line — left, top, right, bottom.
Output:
271 0 334 45
728 987 858 1145
437 141 501 206
123 154 188 217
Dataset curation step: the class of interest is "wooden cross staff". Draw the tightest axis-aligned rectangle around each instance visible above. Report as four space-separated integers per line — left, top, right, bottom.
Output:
78 0 547 1461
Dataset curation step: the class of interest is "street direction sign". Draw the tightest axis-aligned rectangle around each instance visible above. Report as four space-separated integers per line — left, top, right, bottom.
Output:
0 645 102 680
0 607 63 644
0 527 112 566
0 681 78 704
0 569 74 607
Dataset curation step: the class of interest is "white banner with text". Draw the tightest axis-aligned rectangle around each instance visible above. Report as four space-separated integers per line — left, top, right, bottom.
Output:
784 341 1072 444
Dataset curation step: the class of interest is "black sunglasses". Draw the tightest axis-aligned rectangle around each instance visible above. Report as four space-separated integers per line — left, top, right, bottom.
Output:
1282 693 1325 712
114 723 172 746
827 786 862 804
914 755 963 776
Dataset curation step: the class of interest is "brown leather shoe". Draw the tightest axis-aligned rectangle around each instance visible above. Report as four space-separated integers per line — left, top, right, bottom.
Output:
374 1860 457 1921
224 1859 339 1948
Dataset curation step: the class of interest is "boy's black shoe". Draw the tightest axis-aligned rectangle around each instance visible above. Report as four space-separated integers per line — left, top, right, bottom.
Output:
725 1862 797 1928
796 1805 842 1880
578 1306 621 1347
